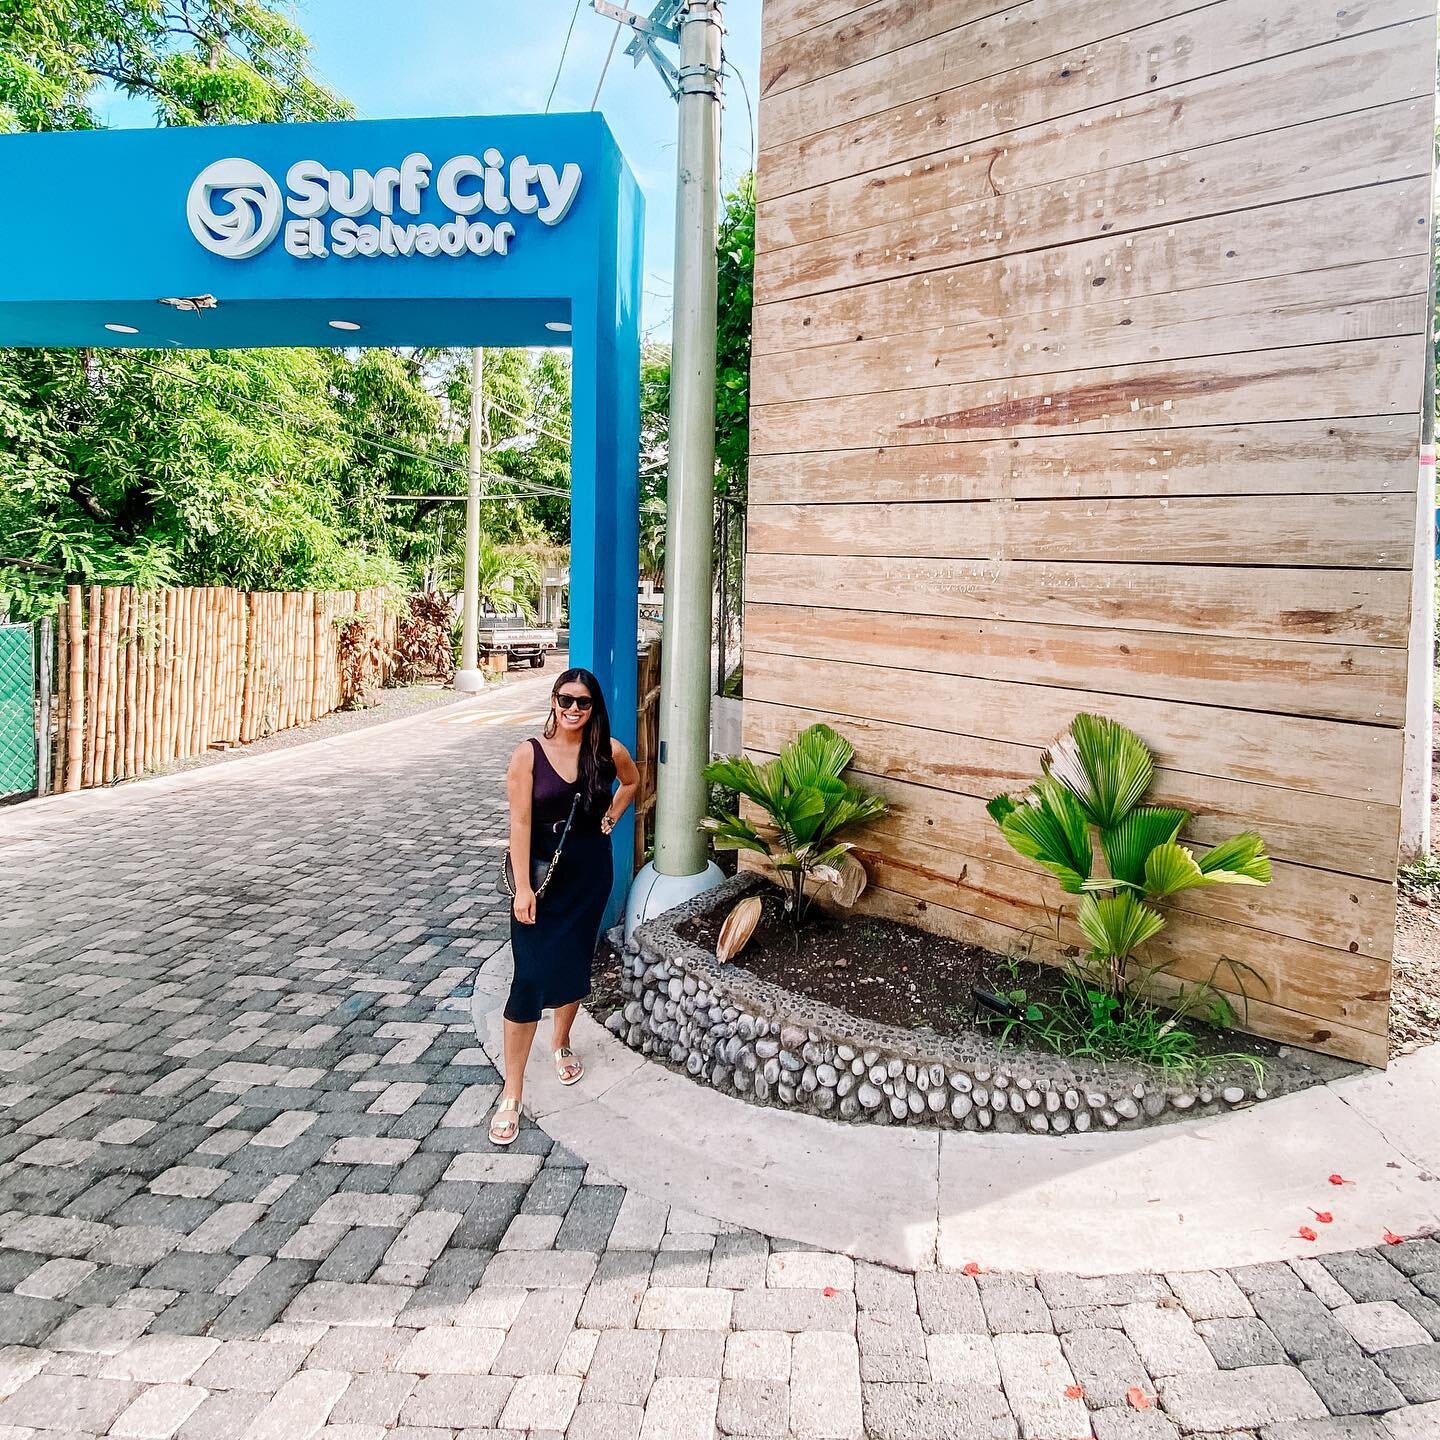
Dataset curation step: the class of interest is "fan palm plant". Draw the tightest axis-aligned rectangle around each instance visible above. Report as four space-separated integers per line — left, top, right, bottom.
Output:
989 714 1272 994
703 723 887 928
441 540 541 620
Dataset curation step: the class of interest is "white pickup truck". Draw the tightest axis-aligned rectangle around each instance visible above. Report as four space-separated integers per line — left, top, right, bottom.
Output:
477 615 559 669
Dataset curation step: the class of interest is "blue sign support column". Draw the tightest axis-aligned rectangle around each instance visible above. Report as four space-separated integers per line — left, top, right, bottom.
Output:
0 111 644 922
567 147 644 918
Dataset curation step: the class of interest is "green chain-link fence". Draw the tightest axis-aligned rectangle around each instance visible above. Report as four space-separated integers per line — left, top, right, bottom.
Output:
0 624 37 800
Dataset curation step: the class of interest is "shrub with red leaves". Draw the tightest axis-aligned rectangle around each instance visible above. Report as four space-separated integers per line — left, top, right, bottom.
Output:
394 591 456 684
337 616 388 711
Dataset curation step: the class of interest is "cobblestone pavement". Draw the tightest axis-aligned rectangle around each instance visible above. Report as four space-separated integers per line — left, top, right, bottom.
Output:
1 692 1439 1440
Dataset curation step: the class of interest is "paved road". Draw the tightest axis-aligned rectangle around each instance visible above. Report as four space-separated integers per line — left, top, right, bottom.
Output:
0 684 1438 1439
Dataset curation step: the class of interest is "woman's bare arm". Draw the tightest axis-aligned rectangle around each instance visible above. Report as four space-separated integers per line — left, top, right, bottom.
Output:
602 740 641 835
507 742 537 924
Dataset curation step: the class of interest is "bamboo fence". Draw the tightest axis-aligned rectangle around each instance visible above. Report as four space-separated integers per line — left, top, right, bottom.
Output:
51 585 397 793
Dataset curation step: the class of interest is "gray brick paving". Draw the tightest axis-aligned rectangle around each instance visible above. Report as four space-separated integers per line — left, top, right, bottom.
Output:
1299 1350 1407 1415
1063 1326 1151 1407
1199 1317 1291 1370
0 694 1437 1438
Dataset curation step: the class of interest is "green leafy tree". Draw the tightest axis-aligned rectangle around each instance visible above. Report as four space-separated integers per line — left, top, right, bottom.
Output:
322 348 451 553
478 349 574 545
0 0 351 132
0 345 408 616
714 173 754 497
638 342 671 583
381 346 575 575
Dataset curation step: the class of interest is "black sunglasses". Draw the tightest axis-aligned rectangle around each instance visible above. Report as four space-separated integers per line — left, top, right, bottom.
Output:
555 692 593 711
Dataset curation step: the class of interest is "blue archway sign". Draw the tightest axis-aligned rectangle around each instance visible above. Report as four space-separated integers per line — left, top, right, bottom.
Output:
0 113 644 920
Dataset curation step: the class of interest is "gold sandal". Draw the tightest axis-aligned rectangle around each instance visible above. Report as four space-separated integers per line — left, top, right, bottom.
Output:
554 1047 584 1086
489 1096 521 1146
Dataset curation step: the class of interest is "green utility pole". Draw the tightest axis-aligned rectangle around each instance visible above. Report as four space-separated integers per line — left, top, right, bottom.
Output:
594 0 726 925
655 0 723 875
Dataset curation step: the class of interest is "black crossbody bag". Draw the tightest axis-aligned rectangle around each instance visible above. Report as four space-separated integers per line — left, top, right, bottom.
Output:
501 791 581 904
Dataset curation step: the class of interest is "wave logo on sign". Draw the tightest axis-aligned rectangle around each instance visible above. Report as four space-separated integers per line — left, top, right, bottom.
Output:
187 158 284 259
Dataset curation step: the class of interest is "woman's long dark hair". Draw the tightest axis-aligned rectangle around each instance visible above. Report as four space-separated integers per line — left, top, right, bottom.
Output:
544 667 616 814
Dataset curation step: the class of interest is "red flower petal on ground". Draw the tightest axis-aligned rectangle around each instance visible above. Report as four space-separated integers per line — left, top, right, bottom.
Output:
962 1262 981 1276
1065 1385 1085 1400
1329 1174 1351 1186
1126 1387 1153 1410
1384 1230 1407 1245
1310 1211 1333 1224
1298 1226 1318 1241
823 1286 838 1298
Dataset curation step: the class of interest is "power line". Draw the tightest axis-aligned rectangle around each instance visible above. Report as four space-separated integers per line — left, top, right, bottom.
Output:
379 492 547 506
590 21 623 110
485 394 573 451
215 36 353 118
121 347 570 500
724 59 755 171
219 17 357 116
546 0 585 111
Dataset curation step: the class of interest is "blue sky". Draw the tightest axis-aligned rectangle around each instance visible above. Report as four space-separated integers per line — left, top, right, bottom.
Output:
95 1 763 339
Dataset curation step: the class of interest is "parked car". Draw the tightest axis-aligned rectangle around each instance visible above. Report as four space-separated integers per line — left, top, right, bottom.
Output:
477 615 558 669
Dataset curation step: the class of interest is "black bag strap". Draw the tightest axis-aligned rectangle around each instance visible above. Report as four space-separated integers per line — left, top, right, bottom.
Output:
534 791 582 900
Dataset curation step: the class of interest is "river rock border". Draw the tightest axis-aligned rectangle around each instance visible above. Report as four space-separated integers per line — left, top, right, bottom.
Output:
605 874 1286 1135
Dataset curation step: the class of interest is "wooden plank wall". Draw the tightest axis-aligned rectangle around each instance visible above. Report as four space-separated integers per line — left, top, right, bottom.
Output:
746 0 1437 1065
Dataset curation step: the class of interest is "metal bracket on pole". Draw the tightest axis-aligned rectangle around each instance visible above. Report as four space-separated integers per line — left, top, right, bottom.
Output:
592 0 680 46
590 0 686 99
676 60 721 96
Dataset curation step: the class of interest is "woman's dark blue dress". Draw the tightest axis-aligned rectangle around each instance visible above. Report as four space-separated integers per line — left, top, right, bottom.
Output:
505 737 613 1024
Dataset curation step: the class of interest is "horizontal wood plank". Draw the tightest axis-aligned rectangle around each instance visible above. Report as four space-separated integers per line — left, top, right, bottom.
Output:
756 102 1429 304
745 602 1408 723
761 0 1424 198
751 339 1423 451
754 260 1426 407
740 651 1402 803
747 419 1418 506
745 554 1410 647
762 0 1020 96
762 0 882 45
761 18 1430 253
760 0 1261 149
747 492 1415 569
753 181 1432 356
743 699 1401 881
854 885 1388 1063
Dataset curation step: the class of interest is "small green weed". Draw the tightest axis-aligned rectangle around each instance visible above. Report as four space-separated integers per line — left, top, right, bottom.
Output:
1400 852 1440 902
982 958 1266 1084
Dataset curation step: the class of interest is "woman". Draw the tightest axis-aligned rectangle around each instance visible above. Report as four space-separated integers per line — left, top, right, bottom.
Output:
489 667 639 1146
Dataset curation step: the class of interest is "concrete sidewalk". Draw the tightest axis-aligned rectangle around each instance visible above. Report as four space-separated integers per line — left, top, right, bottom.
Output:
475 958 1440 1275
